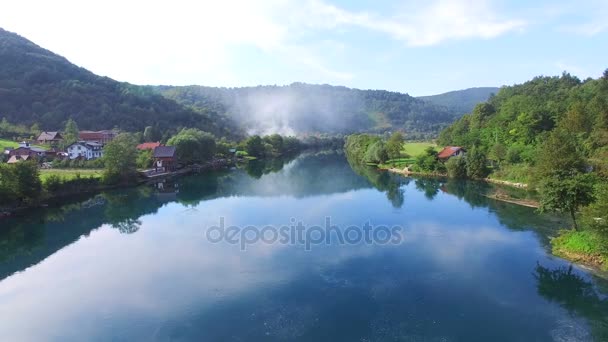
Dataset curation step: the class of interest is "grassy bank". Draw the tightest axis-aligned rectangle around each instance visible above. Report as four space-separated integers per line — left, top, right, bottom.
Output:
552 230 608 271
0 138 19 150
39 169 104 181
401 142 438 156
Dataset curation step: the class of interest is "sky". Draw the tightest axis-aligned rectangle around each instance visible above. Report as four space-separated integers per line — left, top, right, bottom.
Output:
1 0 607 96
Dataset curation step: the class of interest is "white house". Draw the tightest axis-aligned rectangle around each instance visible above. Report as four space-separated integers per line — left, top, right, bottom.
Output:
66 141 104 160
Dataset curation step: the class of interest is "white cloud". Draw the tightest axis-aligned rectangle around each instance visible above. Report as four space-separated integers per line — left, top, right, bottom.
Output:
0 0 524 86
296 0 525 46
555 0 608 36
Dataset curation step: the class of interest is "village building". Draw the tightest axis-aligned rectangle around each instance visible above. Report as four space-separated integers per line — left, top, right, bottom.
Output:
7 142 47 158
36 131 63 145
153 146 177 172
437 146 466 160
66 141 104 160
137 142 162 151
79 130 117 145
7 155 33 164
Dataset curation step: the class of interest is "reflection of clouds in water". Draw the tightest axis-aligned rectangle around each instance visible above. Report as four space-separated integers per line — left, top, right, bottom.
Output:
402 221 522 265
550 316 591 342
252 302 317 339
367 312 454 342
0 203 403 341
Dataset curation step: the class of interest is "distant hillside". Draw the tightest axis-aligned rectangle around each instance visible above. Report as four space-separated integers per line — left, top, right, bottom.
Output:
0 28 240 138
418 87 499 116
152 83 458 137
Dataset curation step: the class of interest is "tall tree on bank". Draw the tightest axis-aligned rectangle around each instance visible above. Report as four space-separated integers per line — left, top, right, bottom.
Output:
537 129 595 230
386 132 405 160
63 118 79 146
102 134 138 184
167 128 216 164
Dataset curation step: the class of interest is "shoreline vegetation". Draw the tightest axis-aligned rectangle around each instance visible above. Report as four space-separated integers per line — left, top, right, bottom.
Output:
0 122 344 218
343 71 608 272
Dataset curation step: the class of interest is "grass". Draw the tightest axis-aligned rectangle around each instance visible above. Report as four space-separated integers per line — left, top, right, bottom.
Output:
552 229 608 270
39 169 104 182
0 138 19 151
401 142 438 157
488 163 533 184
0 138 47 151
378 157 417 169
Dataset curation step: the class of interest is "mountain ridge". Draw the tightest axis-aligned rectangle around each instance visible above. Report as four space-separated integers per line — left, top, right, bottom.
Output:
1 27 495 138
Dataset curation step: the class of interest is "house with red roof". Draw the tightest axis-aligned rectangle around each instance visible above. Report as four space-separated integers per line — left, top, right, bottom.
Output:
137 142 162 151
437 146 465 160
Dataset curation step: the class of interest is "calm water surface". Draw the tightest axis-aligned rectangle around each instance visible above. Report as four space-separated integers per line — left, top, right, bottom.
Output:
0 151 607 341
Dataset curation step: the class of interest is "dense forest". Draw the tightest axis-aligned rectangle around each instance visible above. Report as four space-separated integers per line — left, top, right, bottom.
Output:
437 71 608 265
418 87 499 116
438 72 607 181
152 83 459 137
0 28 240 138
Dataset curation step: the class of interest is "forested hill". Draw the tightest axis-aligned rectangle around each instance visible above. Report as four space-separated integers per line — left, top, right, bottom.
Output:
152 83 459 137
0 28 240 138
418 87 499 116
438 72 608 177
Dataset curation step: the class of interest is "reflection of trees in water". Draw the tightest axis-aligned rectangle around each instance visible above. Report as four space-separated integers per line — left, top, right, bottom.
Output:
0 220 44 263
102 187 156 234
345 154 407 208
534 263 608 340
442 179 490 207
414 178 442 200
244 157 291 179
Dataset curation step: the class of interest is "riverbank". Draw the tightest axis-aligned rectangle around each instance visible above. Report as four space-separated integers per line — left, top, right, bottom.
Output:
385 166 539 206
551 229 608 273
0 159 237 220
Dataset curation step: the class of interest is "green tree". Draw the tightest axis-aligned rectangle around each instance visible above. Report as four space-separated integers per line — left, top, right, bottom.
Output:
245 135 265 157
102 134 138 183
466 147 489 179
0 161 41 205
136 149 153 169
445 156 467 179
539 173 596 230
167 128 216 164
489 142 507 166
414 147 445 173
264 134 284 155
536 129 586 179
386 132 404 160
143 126 161 142
364 140 388 164
63 118 79 145
581 181 608 234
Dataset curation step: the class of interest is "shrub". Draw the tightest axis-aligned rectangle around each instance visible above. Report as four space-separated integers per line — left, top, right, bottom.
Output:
446 157 467 178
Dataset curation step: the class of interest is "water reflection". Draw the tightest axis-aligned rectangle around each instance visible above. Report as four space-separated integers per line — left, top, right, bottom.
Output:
0 150 607 341
534 263 608 340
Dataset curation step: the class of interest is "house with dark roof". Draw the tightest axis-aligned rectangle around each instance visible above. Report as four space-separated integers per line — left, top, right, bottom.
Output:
79 130 117 145
153 146 177 172
36 131 63 144
7 142 47 159
437 146 466 160
66 141 104 160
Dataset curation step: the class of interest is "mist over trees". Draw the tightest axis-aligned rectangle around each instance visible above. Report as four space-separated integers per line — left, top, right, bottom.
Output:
153 83 460 138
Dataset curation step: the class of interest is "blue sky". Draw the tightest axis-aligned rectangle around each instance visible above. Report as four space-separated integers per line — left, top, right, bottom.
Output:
1 0 607 95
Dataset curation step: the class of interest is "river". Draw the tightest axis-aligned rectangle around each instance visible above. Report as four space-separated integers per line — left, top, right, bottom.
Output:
0 151 606 341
